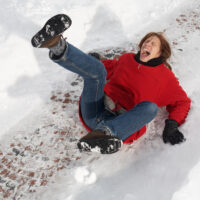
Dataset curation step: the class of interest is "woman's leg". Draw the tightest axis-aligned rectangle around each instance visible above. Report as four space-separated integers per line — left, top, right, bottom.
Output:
31 14 121 154
96 101 158 141
50 42 107 129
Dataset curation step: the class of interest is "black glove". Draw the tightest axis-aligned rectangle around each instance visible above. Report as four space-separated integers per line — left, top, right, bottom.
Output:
162 119 186 145
88 52 101 60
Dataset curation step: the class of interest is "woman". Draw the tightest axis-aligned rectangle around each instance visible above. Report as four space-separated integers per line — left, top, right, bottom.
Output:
31 14 191 154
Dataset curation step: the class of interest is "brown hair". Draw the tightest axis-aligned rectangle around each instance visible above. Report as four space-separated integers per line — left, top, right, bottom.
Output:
138 32 172 70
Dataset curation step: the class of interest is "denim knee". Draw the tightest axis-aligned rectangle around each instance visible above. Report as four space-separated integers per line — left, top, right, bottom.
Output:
93 62 107 80
143 101 158 118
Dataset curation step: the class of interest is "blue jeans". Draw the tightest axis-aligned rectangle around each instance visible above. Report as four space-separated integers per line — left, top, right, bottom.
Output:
50 43 158 141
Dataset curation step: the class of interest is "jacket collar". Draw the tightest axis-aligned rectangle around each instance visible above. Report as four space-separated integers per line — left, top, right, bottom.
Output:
134 51 163 67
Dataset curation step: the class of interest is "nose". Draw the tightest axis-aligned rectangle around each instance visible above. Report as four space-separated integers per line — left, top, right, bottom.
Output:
146 41 152 46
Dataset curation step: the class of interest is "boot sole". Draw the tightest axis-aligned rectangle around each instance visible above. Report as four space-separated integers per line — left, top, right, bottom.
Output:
77 136 123 154
31 14 72 48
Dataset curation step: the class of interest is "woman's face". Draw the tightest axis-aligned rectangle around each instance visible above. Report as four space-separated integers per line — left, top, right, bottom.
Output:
140 36 161 62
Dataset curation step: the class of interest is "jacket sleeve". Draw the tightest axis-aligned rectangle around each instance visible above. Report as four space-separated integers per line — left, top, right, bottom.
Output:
102 59 118 80
166 72 191 126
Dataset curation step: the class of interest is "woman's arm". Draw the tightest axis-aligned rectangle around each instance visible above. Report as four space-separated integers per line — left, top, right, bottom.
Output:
166 73 191 125
162 71 191 145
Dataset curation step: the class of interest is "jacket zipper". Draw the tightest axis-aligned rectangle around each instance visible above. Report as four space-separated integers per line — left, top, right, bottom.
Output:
138 64 141 69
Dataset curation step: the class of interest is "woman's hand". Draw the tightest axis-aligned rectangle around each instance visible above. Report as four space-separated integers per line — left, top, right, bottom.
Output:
162 119 186 145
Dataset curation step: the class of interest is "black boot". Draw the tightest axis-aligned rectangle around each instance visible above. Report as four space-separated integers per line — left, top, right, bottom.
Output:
31 14 72 48
77 130 123 154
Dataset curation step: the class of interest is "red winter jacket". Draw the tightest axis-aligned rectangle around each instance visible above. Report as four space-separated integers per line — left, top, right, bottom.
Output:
79 53 191 143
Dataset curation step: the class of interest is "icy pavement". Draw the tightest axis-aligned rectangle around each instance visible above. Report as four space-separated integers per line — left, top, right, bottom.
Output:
0 81 83 199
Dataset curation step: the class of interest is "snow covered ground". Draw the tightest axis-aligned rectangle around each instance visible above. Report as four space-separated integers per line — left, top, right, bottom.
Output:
0 0 200 199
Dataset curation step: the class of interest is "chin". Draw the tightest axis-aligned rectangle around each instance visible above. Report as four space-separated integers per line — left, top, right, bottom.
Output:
140 57 150 62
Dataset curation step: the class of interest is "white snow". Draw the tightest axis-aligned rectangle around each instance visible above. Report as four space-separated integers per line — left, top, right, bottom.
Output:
1 0 200 200
74 166 97 185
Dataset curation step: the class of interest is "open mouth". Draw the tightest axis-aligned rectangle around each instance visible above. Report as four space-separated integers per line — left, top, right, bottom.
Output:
140 49 151 62
141 50 151 57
